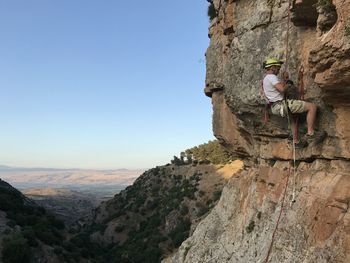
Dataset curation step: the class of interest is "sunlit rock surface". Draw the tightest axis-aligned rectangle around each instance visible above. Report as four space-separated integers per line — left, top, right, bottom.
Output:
165 0 350 262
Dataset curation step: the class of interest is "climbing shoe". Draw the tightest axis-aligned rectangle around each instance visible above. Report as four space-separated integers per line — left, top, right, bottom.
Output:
304 131 327 145
293 140 308 149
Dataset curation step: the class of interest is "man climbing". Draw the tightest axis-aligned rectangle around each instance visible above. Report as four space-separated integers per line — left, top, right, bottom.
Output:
262 58 325 147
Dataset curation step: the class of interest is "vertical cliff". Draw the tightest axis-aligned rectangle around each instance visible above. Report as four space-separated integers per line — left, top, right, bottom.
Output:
165 0 350 262
205 0 350 162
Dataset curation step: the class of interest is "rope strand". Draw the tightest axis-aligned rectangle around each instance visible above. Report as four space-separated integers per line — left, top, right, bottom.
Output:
284 0 292 72
263 165 292 263
263 1 294 262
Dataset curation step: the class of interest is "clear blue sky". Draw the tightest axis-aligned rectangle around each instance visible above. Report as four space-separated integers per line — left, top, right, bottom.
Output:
0 0 214 169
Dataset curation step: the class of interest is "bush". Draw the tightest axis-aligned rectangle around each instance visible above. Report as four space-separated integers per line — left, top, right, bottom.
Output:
317 0 333 8
213 190 222 201
0 188 23 212
6 220 16 228
54 246 63 255
22 228 38 247
208 3 217 21
246 220 255 233
180 205 189 216
196 204 209 217
115 225 125 233
345 25 350 38
171 231 188 248
169 219 191 248
2 233 32 263
185 140 232 165
34 229 60 245
0 184 65 249
48 215 65 230
171 156 185 166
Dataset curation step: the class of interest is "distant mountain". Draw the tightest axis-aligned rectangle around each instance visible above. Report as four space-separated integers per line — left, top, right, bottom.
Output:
0 166 145 189
0 165 13 170
0 165 141 172
0 165 77 172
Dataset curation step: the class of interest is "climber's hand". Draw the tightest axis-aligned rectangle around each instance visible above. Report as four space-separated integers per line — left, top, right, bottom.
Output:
286 79 294 86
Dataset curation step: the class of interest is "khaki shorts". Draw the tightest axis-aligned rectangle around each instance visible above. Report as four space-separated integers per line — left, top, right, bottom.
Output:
271 99 306 117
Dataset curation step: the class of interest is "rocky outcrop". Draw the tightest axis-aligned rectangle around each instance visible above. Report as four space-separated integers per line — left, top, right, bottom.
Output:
204 0 350 162
166 0 350 262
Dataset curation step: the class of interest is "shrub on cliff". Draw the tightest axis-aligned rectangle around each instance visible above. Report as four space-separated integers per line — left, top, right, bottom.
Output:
169 219 191 247
171 155 185 165
317 0 334 10
207 2 217 21
184 140 232 164
345 25 350 38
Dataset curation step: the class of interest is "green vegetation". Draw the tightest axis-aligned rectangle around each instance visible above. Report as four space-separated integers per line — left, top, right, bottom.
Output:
184 245 192 259
115 225 125 233
169 219 191 247
185 140 232 165
0 181 66 262
2 233 31 263
208 2 217 21
196 202 209 217
171 155 185 165
51 141 229 262
180 205 189 216
212 190 222 201
317 0 336 12
257 211 262 220
73 166 202 263
345 25 350 38
246 220 255 233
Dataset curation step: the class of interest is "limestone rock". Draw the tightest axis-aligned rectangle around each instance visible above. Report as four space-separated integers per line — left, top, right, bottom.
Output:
165 160 350 263
205 0 350 161
165 0 350 262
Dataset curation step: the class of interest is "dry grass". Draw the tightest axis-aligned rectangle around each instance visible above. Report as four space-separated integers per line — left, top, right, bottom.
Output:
217 160 244 179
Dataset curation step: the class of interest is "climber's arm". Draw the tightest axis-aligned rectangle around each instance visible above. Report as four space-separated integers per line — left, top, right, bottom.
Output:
274 82 287 93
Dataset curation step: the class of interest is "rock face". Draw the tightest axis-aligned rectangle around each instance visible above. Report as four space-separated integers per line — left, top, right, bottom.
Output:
166 0 350 262
205 0 350 161
166 160 350 263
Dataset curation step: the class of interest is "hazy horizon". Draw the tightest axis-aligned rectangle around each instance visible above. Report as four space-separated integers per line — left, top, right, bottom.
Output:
0 164 148 171
0 165 144 191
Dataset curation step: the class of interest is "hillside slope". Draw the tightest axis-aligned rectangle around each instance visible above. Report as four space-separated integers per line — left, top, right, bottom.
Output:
0 179 66 263
74 161 243 263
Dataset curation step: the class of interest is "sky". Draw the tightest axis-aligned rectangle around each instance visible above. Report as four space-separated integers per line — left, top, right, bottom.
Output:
0 0 214 169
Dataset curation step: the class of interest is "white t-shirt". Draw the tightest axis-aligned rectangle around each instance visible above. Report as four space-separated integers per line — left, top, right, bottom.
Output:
263 74 284 102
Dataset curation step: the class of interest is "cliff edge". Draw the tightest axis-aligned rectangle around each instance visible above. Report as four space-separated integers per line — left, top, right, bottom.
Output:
166 0 350 262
